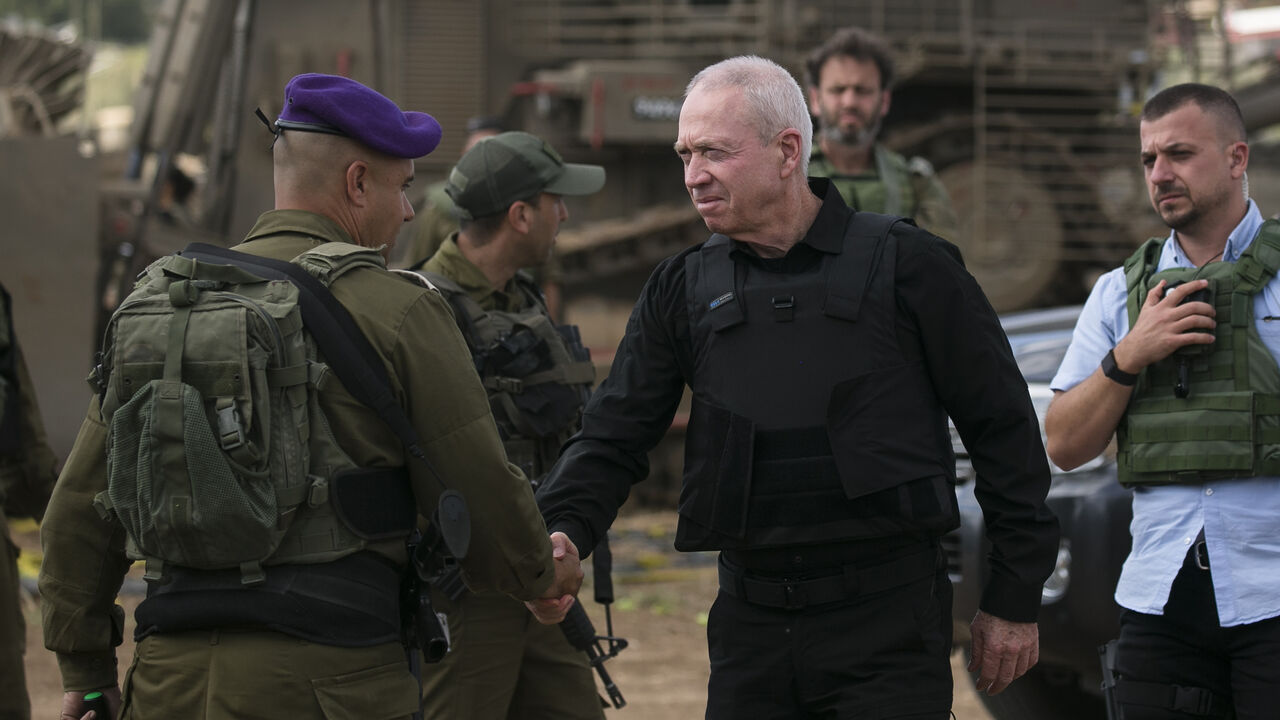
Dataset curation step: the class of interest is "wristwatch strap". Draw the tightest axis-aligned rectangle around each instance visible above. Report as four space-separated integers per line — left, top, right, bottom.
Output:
1101 348 1138 386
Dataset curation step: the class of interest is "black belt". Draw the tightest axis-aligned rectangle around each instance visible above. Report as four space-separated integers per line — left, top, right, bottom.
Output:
717 544 940 610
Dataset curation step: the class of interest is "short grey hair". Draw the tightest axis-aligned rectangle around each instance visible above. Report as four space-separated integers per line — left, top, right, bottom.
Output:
686 55 812 176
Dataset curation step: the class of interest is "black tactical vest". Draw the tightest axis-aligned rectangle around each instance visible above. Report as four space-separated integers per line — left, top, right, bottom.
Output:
417 271 595 483
676 213 957 552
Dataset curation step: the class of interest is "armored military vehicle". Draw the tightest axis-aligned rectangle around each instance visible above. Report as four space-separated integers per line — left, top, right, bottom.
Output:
104 0 1165 313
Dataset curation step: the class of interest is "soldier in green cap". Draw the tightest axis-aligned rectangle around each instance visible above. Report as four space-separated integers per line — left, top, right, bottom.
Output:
399 118 568 321
0 282 59 720
804 27 959 239
412 130 605 720
40 73 581 720
398 115 504 271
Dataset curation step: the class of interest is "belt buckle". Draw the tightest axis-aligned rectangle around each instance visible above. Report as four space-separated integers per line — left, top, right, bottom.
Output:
782 582 805 610
1173 685 1212 715
1193 540 1210 570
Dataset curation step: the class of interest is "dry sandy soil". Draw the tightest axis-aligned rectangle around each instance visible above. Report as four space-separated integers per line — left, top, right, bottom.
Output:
14 509 994 720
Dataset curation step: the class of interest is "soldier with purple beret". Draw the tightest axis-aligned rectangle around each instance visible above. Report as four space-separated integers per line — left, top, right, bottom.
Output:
41 73 581 720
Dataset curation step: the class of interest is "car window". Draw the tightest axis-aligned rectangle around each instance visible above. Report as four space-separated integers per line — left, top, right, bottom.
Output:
1001 306 1081 385
1011 335 1071 384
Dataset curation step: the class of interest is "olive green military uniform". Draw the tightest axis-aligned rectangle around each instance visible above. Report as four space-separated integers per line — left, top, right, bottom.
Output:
1 284 58 720
397 180 457 270
397 184 563 291
39 210 558 720
416 237 603 720
809 143 959 241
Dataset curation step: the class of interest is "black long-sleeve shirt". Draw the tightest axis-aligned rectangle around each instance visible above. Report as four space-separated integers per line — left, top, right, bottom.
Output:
538 179 1059 622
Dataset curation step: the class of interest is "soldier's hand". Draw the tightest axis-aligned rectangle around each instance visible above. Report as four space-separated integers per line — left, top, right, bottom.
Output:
524 531 582 624
967 610 1039 695
60 686 121 720
1118 278 1216 370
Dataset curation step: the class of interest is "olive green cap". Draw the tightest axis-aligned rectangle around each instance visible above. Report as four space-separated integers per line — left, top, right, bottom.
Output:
445 131 605 220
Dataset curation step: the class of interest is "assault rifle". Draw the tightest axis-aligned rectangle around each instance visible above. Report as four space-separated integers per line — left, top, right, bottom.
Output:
559 533 628 709
423 531 629 708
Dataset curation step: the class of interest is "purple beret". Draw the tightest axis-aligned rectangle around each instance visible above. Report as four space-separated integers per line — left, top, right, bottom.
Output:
275 73 442 159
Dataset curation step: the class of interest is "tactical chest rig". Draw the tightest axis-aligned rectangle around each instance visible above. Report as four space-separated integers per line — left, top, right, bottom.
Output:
677 213 957 552
416 270 595 483
1119 219 1280 486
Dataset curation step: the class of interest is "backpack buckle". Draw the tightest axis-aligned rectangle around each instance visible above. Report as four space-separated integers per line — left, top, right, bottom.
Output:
494 376 524 394
216 400 245 450
307 476 329 507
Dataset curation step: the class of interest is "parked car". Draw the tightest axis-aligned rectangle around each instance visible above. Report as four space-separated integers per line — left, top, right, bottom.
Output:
947 305 1133 720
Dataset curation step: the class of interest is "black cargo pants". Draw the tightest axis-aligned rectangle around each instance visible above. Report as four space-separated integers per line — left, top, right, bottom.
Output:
705 549 953 719
1114 545 1280 720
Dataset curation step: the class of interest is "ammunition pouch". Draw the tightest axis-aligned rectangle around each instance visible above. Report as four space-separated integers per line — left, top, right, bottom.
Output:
476 325 549 379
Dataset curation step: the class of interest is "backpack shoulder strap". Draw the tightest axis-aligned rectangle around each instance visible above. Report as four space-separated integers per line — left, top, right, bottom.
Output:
293 242 386 285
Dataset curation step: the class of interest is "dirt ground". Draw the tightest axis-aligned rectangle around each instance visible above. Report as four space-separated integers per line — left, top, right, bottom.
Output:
14 509 994 720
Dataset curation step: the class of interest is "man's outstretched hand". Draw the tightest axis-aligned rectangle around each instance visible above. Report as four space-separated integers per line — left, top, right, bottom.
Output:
525 531 583 624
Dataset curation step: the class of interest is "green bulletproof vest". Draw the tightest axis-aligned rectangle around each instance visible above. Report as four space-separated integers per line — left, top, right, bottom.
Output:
418 271 595 482
96 241 407 583
809 145 925 217
1118 219 1280 486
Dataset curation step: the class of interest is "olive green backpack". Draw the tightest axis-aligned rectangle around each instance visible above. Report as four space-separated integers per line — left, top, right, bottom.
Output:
94 242 386 583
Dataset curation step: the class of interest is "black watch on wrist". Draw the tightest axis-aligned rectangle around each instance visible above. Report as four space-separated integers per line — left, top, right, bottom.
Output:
1101 349 1138 386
